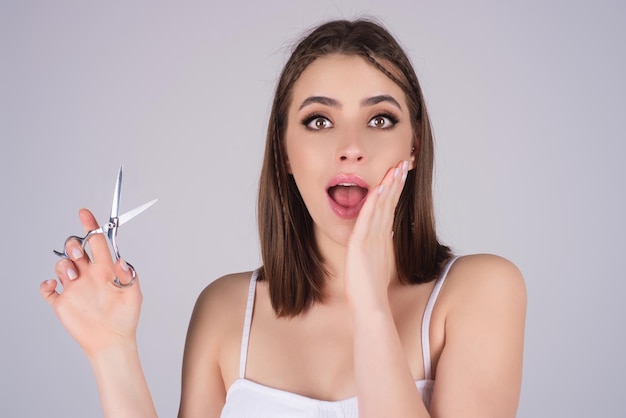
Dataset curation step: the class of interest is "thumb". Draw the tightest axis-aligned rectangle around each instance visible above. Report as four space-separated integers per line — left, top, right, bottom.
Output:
40 279 59 306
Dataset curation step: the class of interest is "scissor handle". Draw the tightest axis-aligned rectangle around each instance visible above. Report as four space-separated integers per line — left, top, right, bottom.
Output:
52 227 123 266
113 261 137 288
52 230 99 259
53 229 137 288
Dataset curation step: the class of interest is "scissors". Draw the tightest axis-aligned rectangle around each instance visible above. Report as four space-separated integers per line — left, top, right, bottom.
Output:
53 165 157 288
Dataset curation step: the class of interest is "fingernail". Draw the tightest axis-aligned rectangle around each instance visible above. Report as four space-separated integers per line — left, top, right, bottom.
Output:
71 247 83 260
46 279 54 285
401 171 408 182
402 160 409 172
120 259 129 272
378 184 384 195
67 268 77 280
393 168 400 179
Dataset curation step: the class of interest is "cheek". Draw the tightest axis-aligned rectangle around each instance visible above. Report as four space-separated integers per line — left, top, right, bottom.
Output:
285 139 316 188
285 142 323 201
284 126 324 174
401 127 417 162
287 152 317 192
372 128 414 160
285 141 304 175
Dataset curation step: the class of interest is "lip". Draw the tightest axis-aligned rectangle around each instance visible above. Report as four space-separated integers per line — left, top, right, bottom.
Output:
326 174 370 219
325 174 370 190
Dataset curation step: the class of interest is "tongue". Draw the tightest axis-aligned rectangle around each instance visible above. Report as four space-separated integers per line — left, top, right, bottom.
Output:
329 186 367 207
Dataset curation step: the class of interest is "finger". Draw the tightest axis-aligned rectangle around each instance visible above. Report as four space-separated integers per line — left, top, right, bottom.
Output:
110 258 135 287
374 161 408 235
40 279 60 306
55 257 79 286
352 160 409 242
78 208 113 265
65 238 90 274
350 166 394 242
368 162 403 236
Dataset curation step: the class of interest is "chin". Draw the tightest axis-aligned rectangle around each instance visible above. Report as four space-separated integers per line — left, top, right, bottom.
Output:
314 221 354 249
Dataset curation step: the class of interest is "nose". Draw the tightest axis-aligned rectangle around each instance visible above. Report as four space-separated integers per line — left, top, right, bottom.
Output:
336 130 365 163
339 150 364 162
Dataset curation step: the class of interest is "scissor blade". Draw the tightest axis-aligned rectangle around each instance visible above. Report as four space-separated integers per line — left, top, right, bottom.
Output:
110 165 123 219
118 198 158 226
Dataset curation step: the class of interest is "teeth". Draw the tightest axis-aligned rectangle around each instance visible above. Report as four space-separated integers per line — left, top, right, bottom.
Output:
337 183 357 187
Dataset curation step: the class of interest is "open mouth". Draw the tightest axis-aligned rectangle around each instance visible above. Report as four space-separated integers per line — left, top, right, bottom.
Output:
326 181 369 219
327 183 368 208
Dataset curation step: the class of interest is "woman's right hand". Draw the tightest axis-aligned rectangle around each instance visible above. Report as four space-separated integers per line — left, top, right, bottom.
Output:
40 208 142 359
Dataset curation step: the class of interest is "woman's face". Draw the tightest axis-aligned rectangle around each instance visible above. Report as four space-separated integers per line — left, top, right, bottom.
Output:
285 53 415 247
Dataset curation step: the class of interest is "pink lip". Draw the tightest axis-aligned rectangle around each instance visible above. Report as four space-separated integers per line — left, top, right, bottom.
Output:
325 174 370 189
326 174 370 219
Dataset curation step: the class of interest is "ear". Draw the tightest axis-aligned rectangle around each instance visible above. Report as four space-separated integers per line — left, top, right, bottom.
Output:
409 143 417 169
285 158 292 174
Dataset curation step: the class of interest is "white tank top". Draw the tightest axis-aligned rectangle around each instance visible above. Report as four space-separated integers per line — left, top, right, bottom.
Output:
220 257 458 417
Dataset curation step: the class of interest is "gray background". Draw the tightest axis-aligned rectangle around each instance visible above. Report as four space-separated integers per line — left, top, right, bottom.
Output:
2 0 624 416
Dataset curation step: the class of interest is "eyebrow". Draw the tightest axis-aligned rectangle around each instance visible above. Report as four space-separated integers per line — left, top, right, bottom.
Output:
361 95 402 110
298 96 340 110
298 94 402 111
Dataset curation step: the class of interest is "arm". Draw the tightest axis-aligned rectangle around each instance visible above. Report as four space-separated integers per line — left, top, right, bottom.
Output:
351 255 526 418
88 342 157 418
345 164 526 417
345 161 430 417
351 299 429 417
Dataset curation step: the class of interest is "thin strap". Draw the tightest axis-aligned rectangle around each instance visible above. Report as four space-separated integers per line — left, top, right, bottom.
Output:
239 269 259 379
421 256 460 380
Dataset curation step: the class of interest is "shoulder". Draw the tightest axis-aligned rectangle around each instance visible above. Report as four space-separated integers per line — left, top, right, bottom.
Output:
179 271 257 414
181 271 256 392
196 271 255 306
435 254 527 336
191 270 256 333
429 255 526 414
435 254 527 364
442 254 526 311
185 270 257 357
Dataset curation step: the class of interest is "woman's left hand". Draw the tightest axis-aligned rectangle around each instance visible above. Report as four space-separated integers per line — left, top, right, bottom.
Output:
344 160 409 313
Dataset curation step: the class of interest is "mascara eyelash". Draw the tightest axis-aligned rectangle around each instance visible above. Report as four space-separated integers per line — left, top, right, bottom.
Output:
301 113 331 129
372 112 400 127
301 113 324 124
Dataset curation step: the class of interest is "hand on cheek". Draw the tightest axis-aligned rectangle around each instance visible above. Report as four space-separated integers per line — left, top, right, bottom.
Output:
344 160 410 312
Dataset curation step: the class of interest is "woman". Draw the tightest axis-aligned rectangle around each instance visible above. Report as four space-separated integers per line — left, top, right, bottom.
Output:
41 19 526 417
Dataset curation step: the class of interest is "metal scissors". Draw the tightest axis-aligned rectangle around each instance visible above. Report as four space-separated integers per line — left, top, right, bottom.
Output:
53 165 157 288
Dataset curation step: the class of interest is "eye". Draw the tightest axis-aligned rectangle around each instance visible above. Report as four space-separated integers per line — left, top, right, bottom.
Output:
368 113 398 129
303 115 334 130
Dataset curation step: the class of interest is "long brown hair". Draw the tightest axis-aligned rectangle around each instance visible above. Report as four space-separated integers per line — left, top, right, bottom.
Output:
258 19 452 317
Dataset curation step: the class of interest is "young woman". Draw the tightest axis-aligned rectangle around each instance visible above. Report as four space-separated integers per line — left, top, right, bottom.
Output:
41 19 526 418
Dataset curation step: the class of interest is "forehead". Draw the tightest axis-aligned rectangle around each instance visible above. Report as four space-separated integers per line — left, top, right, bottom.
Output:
290 54 408 107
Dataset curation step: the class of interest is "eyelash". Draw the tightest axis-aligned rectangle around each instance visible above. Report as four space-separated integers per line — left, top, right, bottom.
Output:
301 112 400 130
368 112 399 129
302 113 332 130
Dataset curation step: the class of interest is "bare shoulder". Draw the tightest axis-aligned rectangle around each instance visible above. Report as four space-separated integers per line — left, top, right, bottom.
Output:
197 271 254 305
191 270 256 332
179 270 256 416
442 254 526 313
185 270 255 355
430 254 526 415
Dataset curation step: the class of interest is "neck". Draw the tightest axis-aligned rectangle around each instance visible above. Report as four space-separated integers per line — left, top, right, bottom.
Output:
314 227 350 303
313 225 402 306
